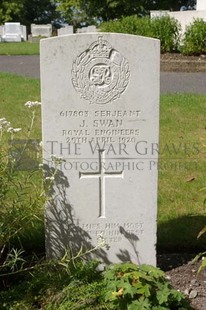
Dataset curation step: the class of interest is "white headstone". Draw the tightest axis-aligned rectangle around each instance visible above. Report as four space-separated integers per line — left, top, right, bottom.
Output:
197 0 206 10
76 27 87 33
168 10 206 40
57 26 73 36
0 25 3 36
0 25 3 41
150 10 170 18
2 22 22 42
31 24 52 37
86 25 97 32
41 33 160 266
21 25 27 41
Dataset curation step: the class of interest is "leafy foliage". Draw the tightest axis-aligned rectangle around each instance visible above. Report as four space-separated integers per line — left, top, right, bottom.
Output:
0 0 59 28
101 15 181 53
55 0 196 27
0 0 197 29
55 0 152 27
154 0 195 11
0 0 24 24
181 19 206 55
151 16 181 52
104 262 190 309
100 16 152 36
0 106 44 285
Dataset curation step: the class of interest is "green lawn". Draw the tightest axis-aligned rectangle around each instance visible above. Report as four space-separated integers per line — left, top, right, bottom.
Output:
158 93 206 251
0 72 41 138
0 42 39 55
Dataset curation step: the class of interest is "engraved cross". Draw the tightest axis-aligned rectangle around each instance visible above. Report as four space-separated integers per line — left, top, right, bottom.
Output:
79 150 124 218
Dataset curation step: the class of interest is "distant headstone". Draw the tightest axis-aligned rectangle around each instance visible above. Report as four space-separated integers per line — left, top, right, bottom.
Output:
31 24 52 37
0 25 3 36
197 0 206 10
86 25 97 32
57 26 73 36
0 25 3 41
21 25 27 41
76 26 97 33
76 27 87 33
150 10 169 18
2 22 22 42
41 33 160 266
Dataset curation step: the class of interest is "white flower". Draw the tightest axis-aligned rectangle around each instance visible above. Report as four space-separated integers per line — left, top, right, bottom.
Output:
25 101 41 108
50 155 66 163
0 118 11 128
7 127 14 133
13 128 21 133
97 233 110 250
45 176 55 181
7 127 21 133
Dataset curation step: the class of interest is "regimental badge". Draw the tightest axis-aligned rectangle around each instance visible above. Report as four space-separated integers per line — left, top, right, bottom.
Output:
72 36 130 104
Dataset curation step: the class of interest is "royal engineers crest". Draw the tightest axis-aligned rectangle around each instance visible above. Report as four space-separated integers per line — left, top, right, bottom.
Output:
72 36 130 104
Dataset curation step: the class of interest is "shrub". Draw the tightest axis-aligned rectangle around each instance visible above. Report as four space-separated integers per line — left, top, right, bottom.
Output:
181 18 206 55
151 16 181 53
100 15 181 53
100 16 152 37
104 262 190 309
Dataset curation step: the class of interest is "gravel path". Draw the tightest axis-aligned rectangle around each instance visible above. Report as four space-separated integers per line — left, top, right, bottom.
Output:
0 55 206 94
0 55 40 79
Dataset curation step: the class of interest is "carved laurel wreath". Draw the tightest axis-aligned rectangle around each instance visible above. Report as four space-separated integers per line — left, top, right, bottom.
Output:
72 39 130 105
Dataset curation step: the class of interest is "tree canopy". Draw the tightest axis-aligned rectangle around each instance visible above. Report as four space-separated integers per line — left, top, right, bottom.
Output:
0 0 59 28
0 0 196 29
55 0 196 27
0 0 24 24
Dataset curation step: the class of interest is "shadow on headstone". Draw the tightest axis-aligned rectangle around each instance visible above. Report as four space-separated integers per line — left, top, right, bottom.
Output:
44 163 111 264
118 226 140 264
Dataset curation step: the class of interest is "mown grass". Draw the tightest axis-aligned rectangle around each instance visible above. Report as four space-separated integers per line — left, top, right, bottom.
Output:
0 42 39 55
158 93 206 252
0 72 41 138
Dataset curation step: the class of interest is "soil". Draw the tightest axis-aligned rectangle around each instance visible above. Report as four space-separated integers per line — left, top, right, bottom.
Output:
161 53 206 72
157 253 206 309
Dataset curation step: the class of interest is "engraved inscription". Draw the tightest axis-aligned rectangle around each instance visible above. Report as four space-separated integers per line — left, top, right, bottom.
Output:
72 36 130 104
60 109 142 144
80 222 144 243
79 149 124 218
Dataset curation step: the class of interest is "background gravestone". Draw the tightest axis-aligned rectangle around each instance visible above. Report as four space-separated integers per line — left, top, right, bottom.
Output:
197 0 206 10
2 22 22 42
21 25 27 41
57 26 73 36
41 33 160 266
31 24 52 37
